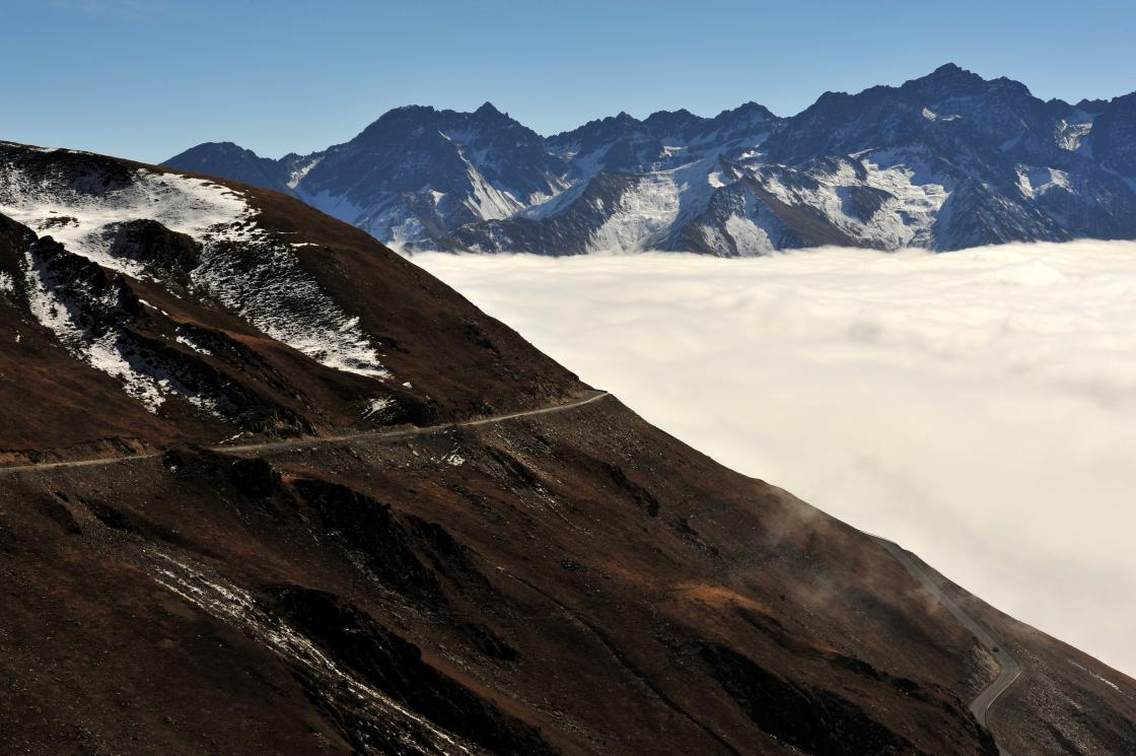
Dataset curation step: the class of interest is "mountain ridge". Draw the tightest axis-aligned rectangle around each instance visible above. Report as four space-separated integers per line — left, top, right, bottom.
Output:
164 63 1136 254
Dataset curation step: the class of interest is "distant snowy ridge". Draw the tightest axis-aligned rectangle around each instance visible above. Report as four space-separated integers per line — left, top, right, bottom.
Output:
165 64 1136 255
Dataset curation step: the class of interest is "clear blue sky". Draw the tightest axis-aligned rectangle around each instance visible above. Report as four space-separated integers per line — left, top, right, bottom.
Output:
5 0 1134 163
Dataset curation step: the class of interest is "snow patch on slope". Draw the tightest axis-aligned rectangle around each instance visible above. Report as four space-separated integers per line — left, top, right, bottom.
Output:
24 253 159 410
724 214 775 255
0 168 252 277
517 178 591 221
860 152 950 247
745 151 950 249
193 238 390 379
1017 166 1072 198
1068 659 1123 693
590 173 681 252
293 186 366 227
1056 117 1094 153
287 157 322 189
462 165 524 221
0 155 392 385
20 247 218 413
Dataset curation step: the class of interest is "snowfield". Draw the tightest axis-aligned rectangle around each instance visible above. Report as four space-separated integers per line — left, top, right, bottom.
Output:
413 242 1136 680
0 168 255 277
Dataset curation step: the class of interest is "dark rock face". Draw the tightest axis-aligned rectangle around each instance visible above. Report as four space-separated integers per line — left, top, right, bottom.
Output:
930 178 1068 250
164 64 1136 255
289 478 445 599
1091 92 1136 176
99 219 201 280
700 643 926 755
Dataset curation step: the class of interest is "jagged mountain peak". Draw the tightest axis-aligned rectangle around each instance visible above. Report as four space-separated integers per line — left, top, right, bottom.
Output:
922 61 979 81
985 76 1035 102
716 100 779 120
803 64 1027 109
905 62 991 92
899 64 1035 104
931 61 965 74
353 105 440 137
473 100 505 117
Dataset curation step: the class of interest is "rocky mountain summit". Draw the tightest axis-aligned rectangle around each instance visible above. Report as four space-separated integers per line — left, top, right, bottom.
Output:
167 64 1136 254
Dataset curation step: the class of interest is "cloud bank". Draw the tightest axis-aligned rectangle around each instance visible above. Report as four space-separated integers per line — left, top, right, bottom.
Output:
413 241 1136 678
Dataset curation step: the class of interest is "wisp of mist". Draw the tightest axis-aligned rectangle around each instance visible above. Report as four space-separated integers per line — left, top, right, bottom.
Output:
413 240 1136 679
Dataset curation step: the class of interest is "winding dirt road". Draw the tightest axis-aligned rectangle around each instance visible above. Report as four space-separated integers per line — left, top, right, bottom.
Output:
0 390 611 477
873 536 1022 753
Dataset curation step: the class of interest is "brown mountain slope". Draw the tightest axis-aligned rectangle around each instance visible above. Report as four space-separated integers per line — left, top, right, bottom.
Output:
0 141 1132 754
0 141 581 456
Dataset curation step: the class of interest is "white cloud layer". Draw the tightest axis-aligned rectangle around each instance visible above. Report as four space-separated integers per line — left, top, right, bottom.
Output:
413 241 1136 679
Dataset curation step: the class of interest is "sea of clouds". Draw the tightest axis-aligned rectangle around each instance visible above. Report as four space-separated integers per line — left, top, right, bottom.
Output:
413 241 1136 679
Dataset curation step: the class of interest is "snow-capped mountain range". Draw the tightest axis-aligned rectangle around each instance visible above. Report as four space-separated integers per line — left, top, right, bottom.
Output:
166 64 1136 255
